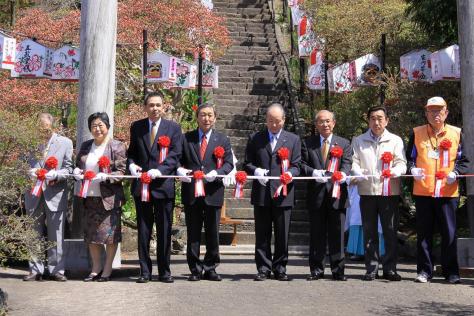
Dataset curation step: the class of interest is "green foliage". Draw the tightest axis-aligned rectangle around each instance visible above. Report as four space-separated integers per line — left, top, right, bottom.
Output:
173 89 210 132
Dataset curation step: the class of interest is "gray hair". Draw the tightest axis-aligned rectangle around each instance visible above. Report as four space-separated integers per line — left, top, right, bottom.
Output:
38 112 55 126
196 102 217 116
267 103 285 119
315 110 336 122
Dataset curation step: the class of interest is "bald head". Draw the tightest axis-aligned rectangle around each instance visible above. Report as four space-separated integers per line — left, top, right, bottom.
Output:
266 103 285 134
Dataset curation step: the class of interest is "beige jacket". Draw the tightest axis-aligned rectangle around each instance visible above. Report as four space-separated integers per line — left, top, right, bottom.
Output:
351 129 407 196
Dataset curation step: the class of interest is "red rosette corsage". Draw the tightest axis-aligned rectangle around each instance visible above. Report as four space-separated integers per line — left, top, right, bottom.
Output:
158 136 171 148
331 171 343 183
98 156 110 170
235 171 248 184
381 152 393 163
382 169 392 178
35 168 47 181
435 171 447 180
280 172 292 185
83 170 96 181
193 170 205 180
213 146 225 159
45 156 58 170
277 147 290 160
140 172 152 184
439 139 452 150
330 146 343 158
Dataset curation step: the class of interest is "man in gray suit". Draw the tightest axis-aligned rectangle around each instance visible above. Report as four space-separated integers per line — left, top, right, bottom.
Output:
23 113 73 281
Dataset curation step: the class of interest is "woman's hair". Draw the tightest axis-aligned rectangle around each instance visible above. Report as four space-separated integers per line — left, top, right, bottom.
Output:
87 112 110 131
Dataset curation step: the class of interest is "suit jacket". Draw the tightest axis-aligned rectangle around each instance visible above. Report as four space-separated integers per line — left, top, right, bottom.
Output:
127 117 183 199
24 133 73 213
75 138 127 211
301 134 352 210
180 129 234 207
244 129 301 207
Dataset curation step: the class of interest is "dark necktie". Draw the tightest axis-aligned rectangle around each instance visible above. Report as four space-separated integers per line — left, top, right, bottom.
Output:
200 134 207 160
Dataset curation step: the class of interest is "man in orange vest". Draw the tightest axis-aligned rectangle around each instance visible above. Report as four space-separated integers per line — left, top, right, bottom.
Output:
406 96 469 284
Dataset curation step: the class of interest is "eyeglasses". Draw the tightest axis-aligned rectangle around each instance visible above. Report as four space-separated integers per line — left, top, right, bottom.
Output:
91 123 107 130
426 109 446 114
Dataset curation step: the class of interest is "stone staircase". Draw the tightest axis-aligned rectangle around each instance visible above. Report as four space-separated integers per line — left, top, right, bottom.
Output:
212 0 309 247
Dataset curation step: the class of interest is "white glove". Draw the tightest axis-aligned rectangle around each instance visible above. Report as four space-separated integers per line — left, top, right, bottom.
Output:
340 171 347 183
73 167 83 181
223 170 236 187
147 169 162 179
29 168 38 180
177 167 192 183
411 167 425 181
129 163 142 177
447 171 457 185
352 169 368 181
312 169 328 183
255 168 269 186
390 168 401 178
45 169 58 181
205 170 218 182
93 172 108 183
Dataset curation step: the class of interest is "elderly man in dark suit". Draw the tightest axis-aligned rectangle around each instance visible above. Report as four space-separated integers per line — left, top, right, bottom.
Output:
244 103 301 281
301 110 352 281
177 103 234 282
127 91 183 283
23 113 73 282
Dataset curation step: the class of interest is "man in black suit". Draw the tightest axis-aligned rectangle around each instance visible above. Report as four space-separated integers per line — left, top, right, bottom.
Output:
301 110 351 281
177 103 234 281
127 91 183 283
244 103 301 281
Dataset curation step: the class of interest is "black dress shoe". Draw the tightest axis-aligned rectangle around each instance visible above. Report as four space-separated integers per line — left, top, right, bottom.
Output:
362 272 377 281
383 271 402 282
97 276 111 282
84 271 102 282
332 273 347 281
447 275 461 284
306 272 324 281
51 273 67 282
254 272 271 281
23 273 42 281
203 270 222 281
188 273 201 281
275 273 290 281
136 276 151 283
159 276 174 283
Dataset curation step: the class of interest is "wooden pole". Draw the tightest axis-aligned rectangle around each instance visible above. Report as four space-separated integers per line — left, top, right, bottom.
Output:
10 0 16 27
324 53 329 109
143 29 148 101
379 33 386 106
197 46 203 106
457 0 474 237
76 0 118 148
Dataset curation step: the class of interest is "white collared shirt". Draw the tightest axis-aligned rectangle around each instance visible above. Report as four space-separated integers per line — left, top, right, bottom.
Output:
149 118 162 133
199 128 212 145
320 133 333 146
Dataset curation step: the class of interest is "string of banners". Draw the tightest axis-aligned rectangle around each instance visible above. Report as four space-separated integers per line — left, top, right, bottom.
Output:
287 2 461 92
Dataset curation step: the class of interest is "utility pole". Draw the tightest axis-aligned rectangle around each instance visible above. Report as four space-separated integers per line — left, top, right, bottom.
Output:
10 0 16 27
458 0 474 238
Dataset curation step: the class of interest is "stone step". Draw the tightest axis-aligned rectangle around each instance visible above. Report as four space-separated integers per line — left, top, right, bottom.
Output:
214 94 284 101
215 120 266 133
217 76 284 84
221 128 255 138
218 57 281 66
220 64 277 71
217 106 258 116
213 87 283 96
219 12 272 20
225 17 273 24
215 7 268 15
218 54 280 63
228 31 276 38
214 3 267 9
213 231 310 246
218 81 286 91
226 25 275 33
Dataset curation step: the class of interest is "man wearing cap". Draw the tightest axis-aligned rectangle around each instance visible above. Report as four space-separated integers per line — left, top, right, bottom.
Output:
406 96 469 284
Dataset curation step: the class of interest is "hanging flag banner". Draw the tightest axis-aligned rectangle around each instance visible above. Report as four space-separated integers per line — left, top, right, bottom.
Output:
290 5 304 26
0 32 16 70
298 16 317 57
146 50 177 83
400 49 432 82
307 48 325 90
348 53 380 87
201 59 219 88
52 45 80 81
11 39 53 78
430 44 460 82
173 59 197 89
327 62 352 93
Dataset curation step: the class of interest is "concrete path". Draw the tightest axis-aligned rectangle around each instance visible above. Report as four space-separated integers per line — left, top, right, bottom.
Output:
1 255 473 316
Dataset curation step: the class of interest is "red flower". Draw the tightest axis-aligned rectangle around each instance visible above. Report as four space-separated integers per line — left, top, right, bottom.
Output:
235 171 247 183
381 152 393 163
330 146 343 158
194 170 205 180
83 170 96 180
158 136 171 147
439 139 452 150
332 171 343 182
140 172 152 184
435 171 447 180
192 104 198 112
98 156 111 169
280 172 292 185
36 168 47 180
67 49 76 56
45 156 58 170
213 146 225 158
277 147 290 160
382 169 392 178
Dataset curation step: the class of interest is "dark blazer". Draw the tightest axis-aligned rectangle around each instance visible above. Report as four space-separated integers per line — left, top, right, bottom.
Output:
180 129 233 207
127 118 183 199
244 129 301 207
76 139 127 211
301 134 352 210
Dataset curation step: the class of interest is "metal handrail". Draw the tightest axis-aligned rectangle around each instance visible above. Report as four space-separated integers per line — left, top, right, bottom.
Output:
269 0 303 136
